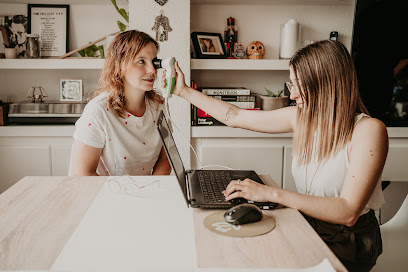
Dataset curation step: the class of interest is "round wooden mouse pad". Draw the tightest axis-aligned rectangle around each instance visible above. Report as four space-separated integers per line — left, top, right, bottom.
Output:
203 211 276 237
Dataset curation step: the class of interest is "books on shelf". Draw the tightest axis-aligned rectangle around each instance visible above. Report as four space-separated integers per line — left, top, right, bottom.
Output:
194 108 260 126
191 84 259 126
211 95 256 102
197 117 225 126
201 87 250 96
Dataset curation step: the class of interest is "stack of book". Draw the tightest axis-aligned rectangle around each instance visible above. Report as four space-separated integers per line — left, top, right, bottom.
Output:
191 87 260 126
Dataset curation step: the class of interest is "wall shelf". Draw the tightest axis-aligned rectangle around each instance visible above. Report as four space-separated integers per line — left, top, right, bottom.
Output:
191 126 408 138
0 0 126 5
191 59 290 71
0 59 104 70
191 0 354 6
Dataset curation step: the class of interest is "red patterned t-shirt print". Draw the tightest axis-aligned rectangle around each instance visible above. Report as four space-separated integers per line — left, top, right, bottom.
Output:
88 123 91 126
124 157 127 160
125 122 128 124
128 114 131 117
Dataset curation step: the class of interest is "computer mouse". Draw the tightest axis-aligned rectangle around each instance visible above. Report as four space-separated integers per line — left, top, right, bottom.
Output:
224 203 263 225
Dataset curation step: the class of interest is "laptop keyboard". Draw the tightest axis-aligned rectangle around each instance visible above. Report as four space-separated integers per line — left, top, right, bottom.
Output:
198 171 233 203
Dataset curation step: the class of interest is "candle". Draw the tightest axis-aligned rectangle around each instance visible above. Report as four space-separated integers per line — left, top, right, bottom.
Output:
280 19 300 59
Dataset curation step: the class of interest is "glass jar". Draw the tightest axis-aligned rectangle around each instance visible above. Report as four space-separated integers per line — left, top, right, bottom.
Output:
25 34 40 58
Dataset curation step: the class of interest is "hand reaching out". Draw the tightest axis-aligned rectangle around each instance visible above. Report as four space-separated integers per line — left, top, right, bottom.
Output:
161 61 188 97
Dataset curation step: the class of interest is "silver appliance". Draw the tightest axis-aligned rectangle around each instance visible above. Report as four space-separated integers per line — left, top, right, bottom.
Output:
8 87 85 124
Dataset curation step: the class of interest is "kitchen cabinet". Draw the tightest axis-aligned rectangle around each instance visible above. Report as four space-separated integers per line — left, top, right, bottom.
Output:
191 127 293 188
382 144 408 182
51 144 73 176
193 138 284 187
0 146 51 193
0 126 74 193
283 146 297 192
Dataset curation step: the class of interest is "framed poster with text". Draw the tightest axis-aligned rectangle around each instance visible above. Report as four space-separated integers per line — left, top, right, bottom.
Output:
28 4 69 57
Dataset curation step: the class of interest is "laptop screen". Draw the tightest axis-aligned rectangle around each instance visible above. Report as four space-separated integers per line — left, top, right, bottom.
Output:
156 111 189 205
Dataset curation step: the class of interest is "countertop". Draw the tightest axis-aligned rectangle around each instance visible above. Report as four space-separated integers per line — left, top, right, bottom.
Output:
0 175 347 271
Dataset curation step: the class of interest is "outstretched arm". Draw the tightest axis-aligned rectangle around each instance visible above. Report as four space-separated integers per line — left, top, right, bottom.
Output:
165 62 297 134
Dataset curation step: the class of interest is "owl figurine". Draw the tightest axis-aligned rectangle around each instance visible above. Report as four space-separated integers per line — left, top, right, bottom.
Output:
246 41 265 59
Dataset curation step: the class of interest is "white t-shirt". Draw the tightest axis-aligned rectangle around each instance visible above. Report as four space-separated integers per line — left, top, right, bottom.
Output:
291 113 385 214
72 93 164 176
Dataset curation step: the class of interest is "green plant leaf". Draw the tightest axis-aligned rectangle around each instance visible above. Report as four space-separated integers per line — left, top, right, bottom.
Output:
111 0 128 22
118 8 129 22
117 21 127 31
277 89 284 97
264 87 276 97
111 0 120 12
97 45 104 59
111 0 128 29
85 44 98 57
78 49 85 57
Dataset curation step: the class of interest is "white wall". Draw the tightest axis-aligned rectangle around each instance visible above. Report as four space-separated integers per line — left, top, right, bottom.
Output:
129 0 191 168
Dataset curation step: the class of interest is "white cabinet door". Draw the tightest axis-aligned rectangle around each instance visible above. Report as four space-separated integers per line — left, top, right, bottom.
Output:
0 146 51 193
199 138 284 187
382 145 408 182
283 146 297 192
51 144 73 176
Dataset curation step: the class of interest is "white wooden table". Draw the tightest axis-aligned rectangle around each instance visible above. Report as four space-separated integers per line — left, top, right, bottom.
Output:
0 175 347 271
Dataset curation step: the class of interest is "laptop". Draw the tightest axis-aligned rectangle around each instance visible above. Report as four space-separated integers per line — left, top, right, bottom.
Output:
156 110 278 210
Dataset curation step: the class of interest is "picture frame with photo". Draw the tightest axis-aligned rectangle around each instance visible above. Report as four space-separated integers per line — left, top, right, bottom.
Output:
191 32 226 59
0 26 9 58
59 79 83 103
4 15 28 58
28 4 69 57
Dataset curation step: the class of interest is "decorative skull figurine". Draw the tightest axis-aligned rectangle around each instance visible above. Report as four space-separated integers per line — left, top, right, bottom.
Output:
246 41 265 59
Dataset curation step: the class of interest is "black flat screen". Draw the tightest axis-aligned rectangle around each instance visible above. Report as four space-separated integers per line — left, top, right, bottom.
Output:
351 0 408 126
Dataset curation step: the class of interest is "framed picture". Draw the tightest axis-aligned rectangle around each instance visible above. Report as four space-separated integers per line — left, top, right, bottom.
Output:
28 4 69 57
59 79 83 102
3 15 28 58
0 26 9 58
191 32 226 59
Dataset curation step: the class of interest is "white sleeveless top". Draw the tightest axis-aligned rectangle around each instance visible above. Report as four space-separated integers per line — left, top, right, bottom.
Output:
291 113 385 214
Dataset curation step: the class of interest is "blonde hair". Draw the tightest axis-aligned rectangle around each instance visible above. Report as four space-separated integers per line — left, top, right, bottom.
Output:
90 30 163 118
290 40 368 165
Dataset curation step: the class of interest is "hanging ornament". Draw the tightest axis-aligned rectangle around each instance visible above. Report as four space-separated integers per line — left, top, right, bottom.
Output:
151 10 172 42
154 0 168 6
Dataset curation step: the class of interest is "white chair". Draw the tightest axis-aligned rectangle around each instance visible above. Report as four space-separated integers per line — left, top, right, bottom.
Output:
372 195 408 272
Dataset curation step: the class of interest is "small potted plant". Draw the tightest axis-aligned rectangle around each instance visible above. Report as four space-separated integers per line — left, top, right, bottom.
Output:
260 87 289 111
3 40 18 59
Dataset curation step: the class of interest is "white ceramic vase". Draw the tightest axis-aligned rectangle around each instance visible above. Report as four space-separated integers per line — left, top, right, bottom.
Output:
4 48 17 59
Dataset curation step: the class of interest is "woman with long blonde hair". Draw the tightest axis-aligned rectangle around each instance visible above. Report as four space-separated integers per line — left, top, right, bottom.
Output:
70 30 170 176
165 40 388 271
